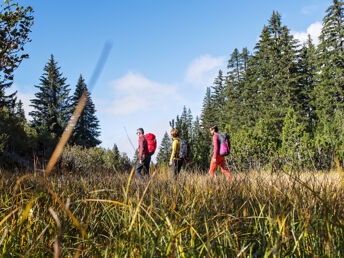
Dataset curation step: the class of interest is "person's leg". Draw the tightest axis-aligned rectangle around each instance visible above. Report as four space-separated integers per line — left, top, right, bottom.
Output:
135 161 144 180
177 159 184 174
209 159 218 177
171 159 177 179
143 156 151 179
218 156 232 180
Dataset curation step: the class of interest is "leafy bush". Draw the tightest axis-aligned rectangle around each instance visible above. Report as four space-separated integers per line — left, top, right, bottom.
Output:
61 144 132 173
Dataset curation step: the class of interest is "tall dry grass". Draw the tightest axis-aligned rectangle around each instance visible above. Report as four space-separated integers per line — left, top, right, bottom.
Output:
0 167 343 256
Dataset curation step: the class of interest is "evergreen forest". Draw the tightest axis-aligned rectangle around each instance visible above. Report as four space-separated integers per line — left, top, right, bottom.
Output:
1 1 344 256
157 2 344 172
1 1 344 172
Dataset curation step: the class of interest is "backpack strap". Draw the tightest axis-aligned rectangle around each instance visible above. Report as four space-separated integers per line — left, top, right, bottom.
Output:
143 135 149 154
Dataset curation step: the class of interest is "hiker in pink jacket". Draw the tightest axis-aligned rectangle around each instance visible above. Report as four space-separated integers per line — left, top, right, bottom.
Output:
209 125 232 179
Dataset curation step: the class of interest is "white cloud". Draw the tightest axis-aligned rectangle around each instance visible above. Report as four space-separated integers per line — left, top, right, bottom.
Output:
292 22 322 45
185 54 226 87
107 72 181 115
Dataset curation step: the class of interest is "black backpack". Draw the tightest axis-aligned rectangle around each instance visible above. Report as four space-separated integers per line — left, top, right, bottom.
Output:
178 139 190 159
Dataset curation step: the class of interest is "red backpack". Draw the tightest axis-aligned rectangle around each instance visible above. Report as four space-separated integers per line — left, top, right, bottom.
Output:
145 133 157 155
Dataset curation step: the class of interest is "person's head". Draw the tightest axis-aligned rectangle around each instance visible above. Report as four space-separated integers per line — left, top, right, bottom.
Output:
170 128 179 138
137 128 144 137
210 125 218 135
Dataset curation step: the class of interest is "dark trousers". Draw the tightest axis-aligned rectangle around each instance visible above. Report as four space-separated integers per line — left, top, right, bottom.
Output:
171 159 184 179
135 156 151 180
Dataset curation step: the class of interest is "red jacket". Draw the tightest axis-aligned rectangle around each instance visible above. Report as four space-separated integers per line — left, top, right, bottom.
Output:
138 135 148 160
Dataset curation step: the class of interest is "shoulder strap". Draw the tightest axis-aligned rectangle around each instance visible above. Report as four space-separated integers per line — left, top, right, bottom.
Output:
143 135 148 150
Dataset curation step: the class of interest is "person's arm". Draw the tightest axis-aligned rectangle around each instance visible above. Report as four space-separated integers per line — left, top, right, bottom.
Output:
170 139 177 163
138 137 144 161
212 134 218 160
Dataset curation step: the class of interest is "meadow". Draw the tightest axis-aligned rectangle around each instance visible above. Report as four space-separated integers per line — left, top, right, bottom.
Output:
0 167 343 257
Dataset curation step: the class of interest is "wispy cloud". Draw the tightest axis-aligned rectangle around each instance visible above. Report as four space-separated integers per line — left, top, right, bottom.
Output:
292 21 322 45
301 5 320 15
185 54 226 88
107 72 181 115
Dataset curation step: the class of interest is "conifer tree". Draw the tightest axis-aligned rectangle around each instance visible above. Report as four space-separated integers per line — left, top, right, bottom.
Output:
280 109 311 169
0 81 16 111
210 70 227 129
29 55 71 138
225 48 250 130
156 132 172 165
69 75 101 148
298 36 317 130
313 0 344 124
241 47 250 73
244 11 301 136
170 106 193 142
227 49 244 82
14 99 25 121
200 87 216 130
191 116 211 170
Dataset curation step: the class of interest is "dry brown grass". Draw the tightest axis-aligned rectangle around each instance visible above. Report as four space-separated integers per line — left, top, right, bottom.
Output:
0 167 343 256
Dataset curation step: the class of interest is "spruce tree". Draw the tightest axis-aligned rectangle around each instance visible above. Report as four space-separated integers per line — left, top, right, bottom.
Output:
0 81 16 111
200 87 216 130
69 75 101 148
169 106 193 142
210 70 227 129
311 0 344 167
225 48 250 130
298 36 317 131
29 55 71 138
244 11 301 137
14 99 26 121
156 132 172 165
191 116 211 170
313 0 344 124
227 49 240 81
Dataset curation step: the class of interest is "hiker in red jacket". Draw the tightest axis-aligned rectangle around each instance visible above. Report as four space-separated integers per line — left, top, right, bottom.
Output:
135 128 151 180
209 125 232 179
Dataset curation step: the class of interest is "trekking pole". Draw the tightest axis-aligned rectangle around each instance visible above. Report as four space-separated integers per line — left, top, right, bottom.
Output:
123 126 137 153
123 126 142 176
124 127 150 178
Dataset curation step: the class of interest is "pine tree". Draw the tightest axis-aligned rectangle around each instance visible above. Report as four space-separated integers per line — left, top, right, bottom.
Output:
298 36 317 131
313 0 344 124
156 132 172 165
0 81 16 111
200 87 216 130
29 55 71 138
227 49 242 82
14 99 26 121
190 116 211 170
210 70 227 129
243 11 301 137
169 106 193 142
224 48 250 130
69 75 101 148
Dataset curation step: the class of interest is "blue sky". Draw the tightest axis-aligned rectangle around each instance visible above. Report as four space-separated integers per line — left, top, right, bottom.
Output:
11 0 331 159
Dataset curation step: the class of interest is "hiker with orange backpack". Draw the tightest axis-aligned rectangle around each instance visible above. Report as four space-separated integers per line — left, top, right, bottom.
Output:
135 128 156 180
209 125 232 180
